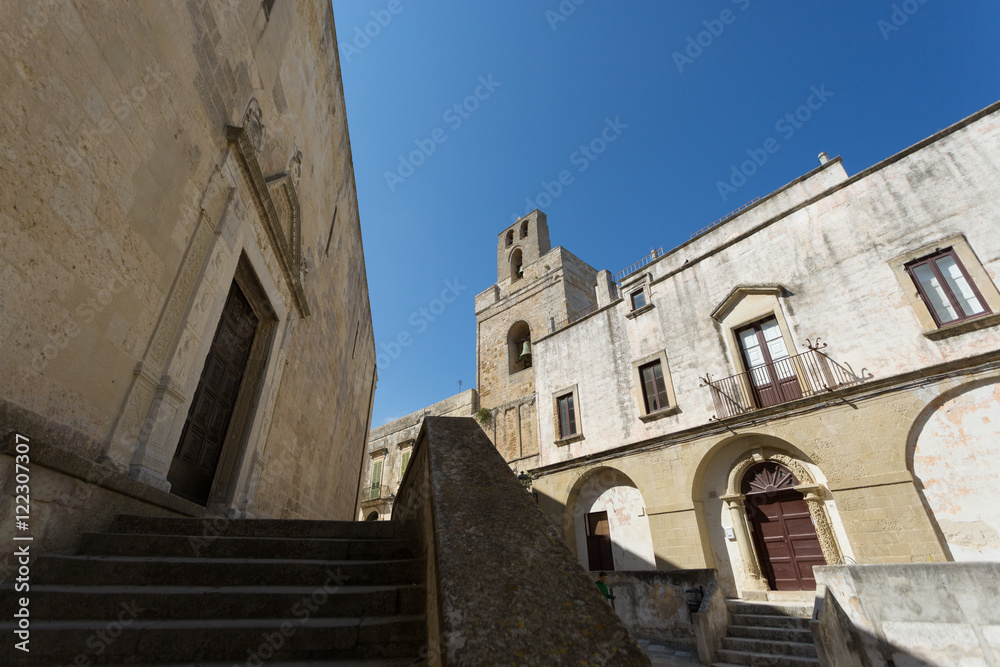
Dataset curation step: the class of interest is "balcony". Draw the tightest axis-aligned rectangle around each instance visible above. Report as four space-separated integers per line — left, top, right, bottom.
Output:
360 484 393 505
700 343 868 420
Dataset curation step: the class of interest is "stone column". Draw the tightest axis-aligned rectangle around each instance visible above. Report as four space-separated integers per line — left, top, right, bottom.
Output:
799 485 843 565
722 494 768 591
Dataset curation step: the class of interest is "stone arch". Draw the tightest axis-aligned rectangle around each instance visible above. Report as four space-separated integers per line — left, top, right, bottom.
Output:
564 466 656 572
505 229 514 247
507 321 532 374
365 510 379 521
520 220 529 238
693 433 847 595
510 248 523 282
906 376 1000 561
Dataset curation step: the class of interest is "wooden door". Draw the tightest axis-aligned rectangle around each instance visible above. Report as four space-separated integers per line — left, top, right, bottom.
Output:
168 284 258 505
743 462 825 590
586 511 615 571
737 317 802 408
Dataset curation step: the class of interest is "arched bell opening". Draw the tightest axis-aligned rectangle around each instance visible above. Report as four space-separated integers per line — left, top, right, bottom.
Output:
507 321 532 374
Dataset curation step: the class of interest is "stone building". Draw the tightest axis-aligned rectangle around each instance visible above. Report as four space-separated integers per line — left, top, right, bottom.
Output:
358 389 475 521
0 0 375 566
366 102 1000 602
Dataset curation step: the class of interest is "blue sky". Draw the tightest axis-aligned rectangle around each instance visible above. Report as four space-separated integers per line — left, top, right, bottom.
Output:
330 1 1000 427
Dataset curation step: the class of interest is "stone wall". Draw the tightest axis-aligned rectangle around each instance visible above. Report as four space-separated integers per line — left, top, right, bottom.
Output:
814 563 1000 666
393 417 650 666
357 389 477 520
0 0 375 562
602 569 717 646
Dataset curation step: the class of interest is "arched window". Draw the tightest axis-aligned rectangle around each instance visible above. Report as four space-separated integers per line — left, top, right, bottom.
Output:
507 321 532 374
365 510 380 521
510 249 523 282
505 230 514 247
520 220 529 238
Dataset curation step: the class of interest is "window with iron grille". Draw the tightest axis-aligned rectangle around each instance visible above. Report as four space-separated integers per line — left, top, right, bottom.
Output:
639 360 669 413
906 248 990 326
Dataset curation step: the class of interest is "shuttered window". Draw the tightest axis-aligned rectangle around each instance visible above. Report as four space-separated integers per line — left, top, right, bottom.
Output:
557 393 577 439
639 361 669 413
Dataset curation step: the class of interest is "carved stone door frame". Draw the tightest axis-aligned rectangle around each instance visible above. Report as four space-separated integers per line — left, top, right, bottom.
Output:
720 449 843 593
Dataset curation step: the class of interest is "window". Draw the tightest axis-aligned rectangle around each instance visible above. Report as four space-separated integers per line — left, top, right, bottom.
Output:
906 249 989 326
639 361 669 413
520 220 529 238
630 289 646 311
630 350 678 420
736 316 801 408
370 457 383 490
557 393 577 439
401 449 411 476
505 230 514 247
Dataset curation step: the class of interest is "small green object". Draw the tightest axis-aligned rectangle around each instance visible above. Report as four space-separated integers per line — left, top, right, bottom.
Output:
474 407 493 426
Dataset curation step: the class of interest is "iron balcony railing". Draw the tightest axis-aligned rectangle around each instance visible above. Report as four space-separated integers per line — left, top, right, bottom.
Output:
699 342 869 420
360 485 392 504
613 248 663 283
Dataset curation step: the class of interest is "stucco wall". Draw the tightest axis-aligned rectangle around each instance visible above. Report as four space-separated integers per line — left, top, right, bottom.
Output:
912 380 1000 561
533 106 1000 460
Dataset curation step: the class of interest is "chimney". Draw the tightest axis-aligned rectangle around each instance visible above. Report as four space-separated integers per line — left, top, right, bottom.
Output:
818 151 830 165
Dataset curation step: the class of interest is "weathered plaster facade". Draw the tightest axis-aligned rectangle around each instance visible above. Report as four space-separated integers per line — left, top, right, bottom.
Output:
528 102 1000 597
0 1 375 570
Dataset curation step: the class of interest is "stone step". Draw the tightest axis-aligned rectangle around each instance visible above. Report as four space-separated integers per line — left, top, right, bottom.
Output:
722 636 818 658
2 583 425 620
97 662 420 667
730 613 811 630
0 615 426 665
33 554 422 587
108 514 417 540
727 624 814 643
716 648 820 667
726 600 814 618
78 532 417 560
98 661 420 667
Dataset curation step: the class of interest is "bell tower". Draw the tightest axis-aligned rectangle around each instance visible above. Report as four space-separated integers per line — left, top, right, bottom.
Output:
497 210 551 284
475 209 597 467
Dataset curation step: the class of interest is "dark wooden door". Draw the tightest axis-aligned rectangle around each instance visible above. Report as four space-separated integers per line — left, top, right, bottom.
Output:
168 284 258 505
586 511 615 571
737 317 802 408
746 491 825 590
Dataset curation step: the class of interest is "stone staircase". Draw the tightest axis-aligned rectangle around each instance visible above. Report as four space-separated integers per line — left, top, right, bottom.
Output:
1 514 426 665
713 600 819 667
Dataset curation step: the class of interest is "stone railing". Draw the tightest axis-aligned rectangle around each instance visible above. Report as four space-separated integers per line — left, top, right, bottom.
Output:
393 416 649 666
811 563 1000 666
